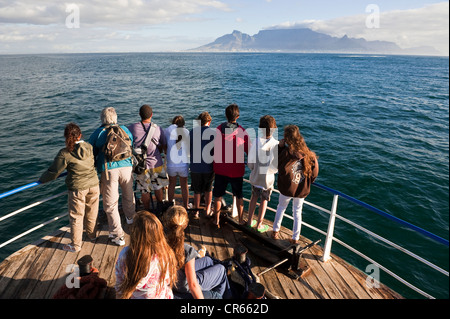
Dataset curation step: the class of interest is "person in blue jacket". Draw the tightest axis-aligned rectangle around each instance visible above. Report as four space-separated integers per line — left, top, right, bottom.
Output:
89 107 136 246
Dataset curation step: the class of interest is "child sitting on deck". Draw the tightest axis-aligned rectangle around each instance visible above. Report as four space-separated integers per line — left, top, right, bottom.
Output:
163 205 231 299
246 115 279 233
115 211 178 299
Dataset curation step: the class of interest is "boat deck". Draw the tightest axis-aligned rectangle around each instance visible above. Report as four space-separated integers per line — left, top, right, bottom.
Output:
0 204 402 299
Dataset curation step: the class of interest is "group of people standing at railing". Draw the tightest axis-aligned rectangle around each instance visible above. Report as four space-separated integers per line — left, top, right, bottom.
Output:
39 103 318 299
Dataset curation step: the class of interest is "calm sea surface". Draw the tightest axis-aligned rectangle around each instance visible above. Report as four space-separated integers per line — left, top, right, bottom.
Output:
0 53 448 298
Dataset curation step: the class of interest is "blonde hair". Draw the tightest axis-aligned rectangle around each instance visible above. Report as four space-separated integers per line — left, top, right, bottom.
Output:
162 206 189 270
117 211 178 299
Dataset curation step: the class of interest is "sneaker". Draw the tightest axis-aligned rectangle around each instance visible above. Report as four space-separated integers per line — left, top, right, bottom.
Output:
256 224 269 233
110 235 125 246
62 244 80 252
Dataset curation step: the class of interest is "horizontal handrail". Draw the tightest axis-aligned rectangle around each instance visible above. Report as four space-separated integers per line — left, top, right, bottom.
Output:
0 172 67 200
1 174 448 299
234 187 449 277
227 189 441 299
0 191 67 223
312 182 449 247
0 212 68 249
236 179 448 299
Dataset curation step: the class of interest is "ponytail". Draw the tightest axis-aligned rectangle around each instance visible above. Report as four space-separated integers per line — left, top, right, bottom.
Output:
162 206 189 270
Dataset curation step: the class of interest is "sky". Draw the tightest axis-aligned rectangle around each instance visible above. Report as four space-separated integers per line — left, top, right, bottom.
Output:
0 0 448 55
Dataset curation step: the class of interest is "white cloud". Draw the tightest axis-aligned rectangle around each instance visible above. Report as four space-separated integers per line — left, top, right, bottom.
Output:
0 0 230 26
267 2 449 55
0 0 231 53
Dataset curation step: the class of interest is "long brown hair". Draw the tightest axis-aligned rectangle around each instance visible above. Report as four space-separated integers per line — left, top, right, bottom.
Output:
162 206 189 270
64 123 82 152
284 125 317 179
117 211 178 299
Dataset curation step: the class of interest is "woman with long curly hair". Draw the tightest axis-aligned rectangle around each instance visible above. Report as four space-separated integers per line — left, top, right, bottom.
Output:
39 123 100 252
115 211 178 299
163 205 230 299
272 125 319 244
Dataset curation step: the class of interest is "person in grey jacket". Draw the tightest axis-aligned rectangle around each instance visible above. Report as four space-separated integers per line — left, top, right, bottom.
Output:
246 115 279 233
39 123 100 252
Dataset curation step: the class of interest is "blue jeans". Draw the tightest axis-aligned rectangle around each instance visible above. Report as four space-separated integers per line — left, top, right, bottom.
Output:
174 256 231 299
195 256 230 297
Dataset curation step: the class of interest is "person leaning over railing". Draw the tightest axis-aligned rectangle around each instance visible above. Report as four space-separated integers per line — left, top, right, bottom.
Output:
39 123 100 253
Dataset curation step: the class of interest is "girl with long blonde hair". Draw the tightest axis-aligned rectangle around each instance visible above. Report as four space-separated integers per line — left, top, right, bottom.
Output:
163 205 230 299
115 211 178 299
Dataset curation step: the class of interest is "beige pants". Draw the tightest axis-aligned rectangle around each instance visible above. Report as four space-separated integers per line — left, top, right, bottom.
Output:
68 185 100 250
100 166 136 237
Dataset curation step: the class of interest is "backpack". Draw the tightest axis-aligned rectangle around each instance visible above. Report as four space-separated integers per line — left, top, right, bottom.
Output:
102 125 132 178
132 122 158 175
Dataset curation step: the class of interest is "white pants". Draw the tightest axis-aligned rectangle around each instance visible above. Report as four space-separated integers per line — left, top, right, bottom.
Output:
273 193 305 241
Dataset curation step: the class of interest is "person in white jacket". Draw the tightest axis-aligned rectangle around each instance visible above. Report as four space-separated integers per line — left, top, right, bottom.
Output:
246 115 279 233
165 115 190 208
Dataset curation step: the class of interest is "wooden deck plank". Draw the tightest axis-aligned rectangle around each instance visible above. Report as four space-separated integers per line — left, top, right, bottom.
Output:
219 218 275 299
0 200 403 299
256 219 303 299
43 229 85 298
197 212 220 260
27 229 69 299
327 255 372 299
17 230 68 299
0 247 40 298
0 253 29 298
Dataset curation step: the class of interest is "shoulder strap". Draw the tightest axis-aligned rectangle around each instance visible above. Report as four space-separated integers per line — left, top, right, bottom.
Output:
142 122 158 148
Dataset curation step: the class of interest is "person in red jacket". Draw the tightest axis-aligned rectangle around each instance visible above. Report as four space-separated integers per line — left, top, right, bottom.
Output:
212 104 250 227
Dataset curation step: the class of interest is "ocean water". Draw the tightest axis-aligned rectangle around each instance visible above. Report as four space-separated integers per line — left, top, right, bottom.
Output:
0 53 448 298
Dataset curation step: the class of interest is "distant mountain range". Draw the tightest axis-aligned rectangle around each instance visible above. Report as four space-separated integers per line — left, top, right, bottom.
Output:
190 28 440 55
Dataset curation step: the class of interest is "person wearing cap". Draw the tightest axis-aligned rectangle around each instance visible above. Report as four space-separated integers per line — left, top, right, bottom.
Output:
128 105 168 214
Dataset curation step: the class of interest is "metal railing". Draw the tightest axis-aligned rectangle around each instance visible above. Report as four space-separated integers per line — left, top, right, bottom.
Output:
0 174 448 299
224 179 448 299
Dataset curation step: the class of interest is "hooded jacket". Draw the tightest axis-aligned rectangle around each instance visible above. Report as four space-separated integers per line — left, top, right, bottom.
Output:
213 122 250 178
247 136 279 190
39 141 99 191
277 140 319 198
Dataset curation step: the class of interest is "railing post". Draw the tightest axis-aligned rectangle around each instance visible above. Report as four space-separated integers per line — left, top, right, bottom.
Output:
322 194 339 262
